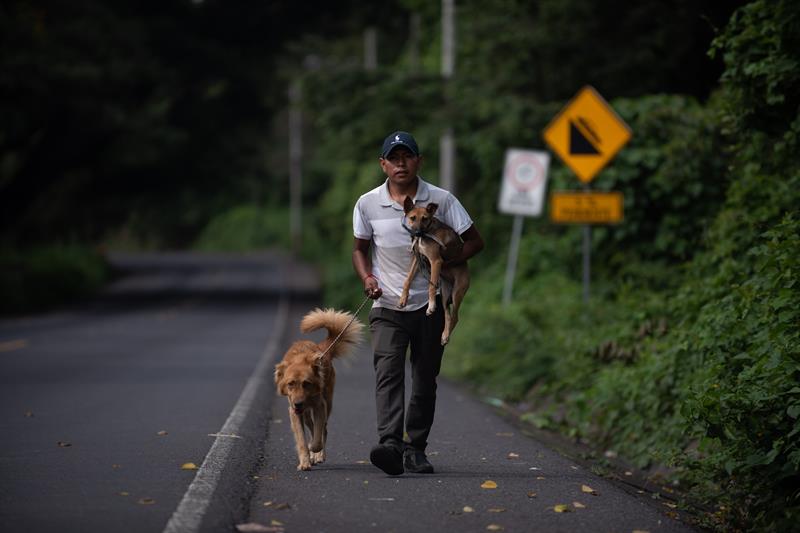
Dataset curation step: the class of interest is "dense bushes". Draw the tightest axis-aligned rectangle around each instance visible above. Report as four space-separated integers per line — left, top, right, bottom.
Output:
445 2 800 529
0 245 109 314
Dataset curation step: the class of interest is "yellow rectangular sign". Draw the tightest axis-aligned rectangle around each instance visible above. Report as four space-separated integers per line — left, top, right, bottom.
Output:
550 191 623 224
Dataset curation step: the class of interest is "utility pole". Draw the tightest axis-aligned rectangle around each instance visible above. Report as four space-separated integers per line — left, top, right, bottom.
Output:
288 80 302 255
364 27 377 71
439 0 455 193
409 13 421 73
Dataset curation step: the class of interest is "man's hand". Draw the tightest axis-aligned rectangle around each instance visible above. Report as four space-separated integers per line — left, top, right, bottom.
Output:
364 275 383 299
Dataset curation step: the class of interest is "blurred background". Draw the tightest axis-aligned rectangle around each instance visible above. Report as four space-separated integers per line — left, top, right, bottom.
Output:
1 1 798 530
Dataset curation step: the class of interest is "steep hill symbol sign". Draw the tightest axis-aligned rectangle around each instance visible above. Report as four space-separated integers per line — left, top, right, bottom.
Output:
543 86 632 183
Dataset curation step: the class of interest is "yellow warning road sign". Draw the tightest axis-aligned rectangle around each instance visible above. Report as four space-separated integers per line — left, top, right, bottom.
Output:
543 86 632 183
550 191 623 224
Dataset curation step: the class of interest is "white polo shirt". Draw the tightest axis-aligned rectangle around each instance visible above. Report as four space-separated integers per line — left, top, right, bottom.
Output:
353 177 473 311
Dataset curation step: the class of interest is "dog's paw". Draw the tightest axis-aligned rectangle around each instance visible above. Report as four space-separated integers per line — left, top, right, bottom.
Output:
397 297 407 308
440 334 449 346
426 303 436 316
310 450 325 464
297 461 312 471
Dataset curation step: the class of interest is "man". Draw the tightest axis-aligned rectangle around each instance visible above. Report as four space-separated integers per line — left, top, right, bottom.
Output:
352 131 484 475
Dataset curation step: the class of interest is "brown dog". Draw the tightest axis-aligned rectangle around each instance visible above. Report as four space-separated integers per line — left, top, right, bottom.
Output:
274 308 363 470
398 196 470 345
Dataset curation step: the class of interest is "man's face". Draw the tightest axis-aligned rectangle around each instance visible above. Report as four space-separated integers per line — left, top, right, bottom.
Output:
380 146 421 188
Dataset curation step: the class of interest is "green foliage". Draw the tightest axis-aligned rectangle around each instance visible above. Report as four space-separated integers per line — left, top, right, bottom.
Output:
0 245 109 314
194 205 293 252
0 0 395 246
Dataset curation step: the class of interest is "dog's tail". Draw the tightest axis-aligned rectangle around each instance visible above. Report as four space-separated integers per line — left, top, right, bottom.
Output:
301 308 364 360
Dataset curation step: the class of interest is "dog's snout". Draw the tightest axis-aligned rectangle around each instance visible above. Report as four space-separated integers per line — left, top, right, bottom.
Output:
293 402 304 410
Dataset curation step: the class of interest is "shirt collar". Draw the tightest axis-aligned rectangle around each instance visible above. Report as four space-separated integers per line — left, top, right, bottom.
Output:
379 176 431 209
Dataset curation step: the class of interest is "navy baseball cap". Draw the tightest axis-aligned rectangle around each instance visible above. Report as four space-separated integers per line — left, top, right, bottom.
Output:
380 131 420 158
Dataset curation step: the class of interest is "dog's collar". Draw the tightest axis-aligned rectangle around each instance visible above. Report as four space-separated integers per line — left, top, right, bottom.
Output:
401 217 425 238
401 217 446 247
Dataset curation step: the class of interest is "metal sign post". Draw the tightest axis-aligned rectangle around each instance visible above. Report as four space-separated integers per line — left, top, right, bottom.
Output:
498 149 550 306
543 86 632 304
503 214 524 306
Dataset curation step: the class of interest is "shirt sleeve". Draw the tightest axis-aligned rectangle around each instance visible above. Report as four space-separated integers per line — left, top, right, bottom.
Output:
353 199 372 240
441 193 473 235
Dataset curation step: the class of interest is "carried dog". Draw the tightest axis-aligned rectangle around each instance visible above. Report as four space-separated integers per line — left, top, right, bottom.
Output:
398 196 470 345
274 308 363 470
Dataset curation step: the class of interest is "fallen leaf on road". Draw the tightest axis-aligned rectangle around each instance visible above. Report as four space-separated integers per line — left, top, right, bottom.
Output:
573 502 586 509
235 523 279 533
112 464 121 469
481 480 498 489
488 508 506 513
486 525 504 531
571 466 579 470
57 441 72 447
536 476 546 480
270 520 284 526
0 339 28 352
273 503 291 510
262 501 273 507
663 502 677 509
355 460 369 464
507 452 520 459
428 451 440 456
529 467 541 471
463 506 475 513
24 411 34 417
181 463 199 470
138 497 155 505
157 430 168 436
553 504 571 513
625 471 633 476
119 492 130 496
527 491 537 498
581 484 598 495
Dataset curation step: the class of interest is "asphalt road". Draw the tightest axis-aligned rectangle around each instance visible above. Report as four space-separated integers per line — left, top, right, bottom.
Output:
1 251 699 533
0 251 318 533
247 325 698 533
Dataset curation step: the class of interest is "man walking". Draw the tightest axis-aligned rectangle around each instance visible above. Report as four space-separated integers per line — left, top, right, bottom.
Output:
352 131 484 475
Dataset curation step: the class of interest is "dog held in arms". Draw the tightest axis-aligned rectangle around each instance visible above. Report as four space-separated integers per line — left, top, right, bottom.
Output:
398 196 470 346
274 308 363 470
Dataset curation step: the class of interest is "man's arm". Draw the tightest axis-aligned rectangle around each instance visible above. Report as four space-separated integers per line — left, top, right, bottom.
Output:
353 237 382 299
448 224 484 266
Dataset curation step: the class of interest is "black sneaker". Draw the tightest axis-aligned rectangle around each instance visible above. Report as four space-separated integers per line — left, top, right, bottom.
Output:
403 449 434 474
370 444 404 475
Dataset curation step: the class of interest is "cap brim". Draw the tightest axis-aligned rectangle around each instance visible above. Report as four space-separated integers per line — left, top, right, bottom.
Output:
381 142 418 158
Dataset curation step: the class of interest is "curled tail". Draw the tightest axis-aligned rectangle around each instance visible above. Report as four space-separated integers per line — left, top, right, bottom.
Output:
300 308 364 360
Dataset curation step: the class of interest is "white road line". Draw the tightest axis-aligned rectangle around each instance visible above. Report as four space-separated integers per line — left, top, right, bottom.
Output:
162 296 289 533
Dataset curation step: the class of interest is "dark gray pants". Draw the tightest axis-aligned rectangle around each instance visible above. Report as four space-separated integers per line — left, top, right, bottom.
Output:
368 297 445 453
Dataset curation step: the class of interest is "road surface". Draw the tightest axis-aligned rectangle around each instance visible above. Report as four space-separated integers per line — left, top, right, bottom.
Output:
0 251 697 533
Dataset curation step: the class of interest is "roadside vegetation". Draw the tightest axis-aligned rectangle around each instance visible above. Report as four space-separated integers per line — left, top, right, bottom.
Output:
0 245 109 314
3 0 797 529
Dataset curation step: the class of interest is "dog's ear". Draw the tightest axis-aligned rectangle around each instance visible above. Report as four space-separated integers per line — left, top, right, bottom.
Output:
274 362 286 392
426 202 439 216
403 196 415 213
